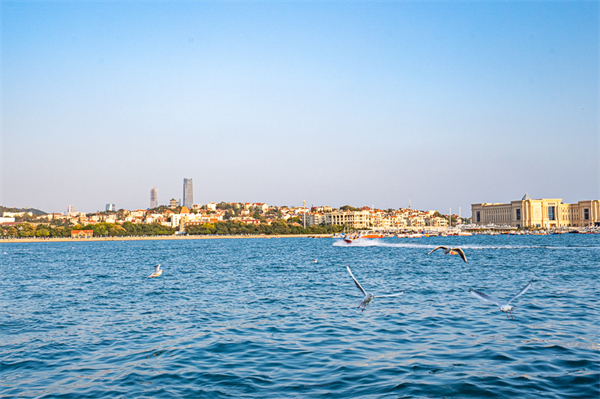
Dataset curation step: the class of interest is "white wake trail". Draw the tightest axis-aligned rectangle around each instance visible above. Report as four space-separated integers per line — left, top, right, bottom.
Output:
332 239 600 250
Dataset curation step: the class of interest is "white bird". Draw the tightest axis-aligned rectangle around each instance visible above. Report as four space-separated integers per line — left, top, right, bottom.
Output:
469 278 534 319
428 246 467 263
147 264 163 279
346 266 403 311
313 259 318 263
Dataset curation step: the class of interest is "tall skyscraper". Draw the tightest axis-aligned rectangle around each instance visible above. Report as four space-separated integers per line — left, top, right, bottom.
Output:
183 178 193 207
106 204 115 211
150 187 158 208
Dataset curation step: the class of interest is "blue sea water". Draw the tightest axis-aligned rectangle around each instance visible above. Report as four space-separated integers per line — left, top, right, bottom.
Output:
1 235 598 398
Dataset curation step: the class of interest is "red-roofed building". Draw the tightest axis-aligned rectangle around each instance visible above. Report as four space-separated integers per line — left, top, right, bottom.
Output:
71 230 93 238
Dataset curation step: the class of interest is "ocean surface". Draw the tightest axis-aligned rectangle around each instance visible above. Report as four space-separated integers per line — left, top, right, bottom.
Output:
1 235 598 398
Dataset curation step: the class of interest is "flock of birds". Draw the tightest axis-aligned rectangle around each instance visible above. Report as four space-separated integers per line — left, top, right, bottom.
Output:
146 244 534 319
346 245 533 318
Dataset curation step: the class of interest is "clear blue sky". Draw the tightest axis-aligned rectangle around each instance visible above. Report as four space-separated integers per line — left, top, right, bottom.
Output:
1 1 598 214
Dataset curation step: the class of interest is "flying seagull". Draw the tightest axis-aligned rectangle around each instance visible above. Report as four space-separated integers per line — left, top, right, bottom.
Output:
147 264 163 279
346 266 403 311
469 278 534 319
428 246 467 263
313 259 318 263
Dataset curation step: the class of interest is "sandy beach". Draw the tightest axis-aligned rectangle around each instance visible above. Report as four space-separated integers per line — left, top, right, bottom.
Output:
0 234 333 244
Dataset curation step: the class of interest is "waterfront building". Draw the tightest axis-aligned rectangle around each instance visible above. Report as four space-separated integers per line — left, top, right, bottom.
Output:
426 216 448 227
183 178 194 208
301 212 326 226
327 210 372 229
71 230 93 238
388 214 408 228
150 188 158 208
407 214 426 227
106 204 115 211
471 194 600 229
172 206 225 230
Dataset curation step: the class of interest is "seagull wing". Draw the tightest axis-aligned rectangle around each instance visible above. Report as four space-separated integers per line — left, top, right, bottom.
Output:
469 288 502 307
451 247 467 263
346 266 367 296
154 264 161 273
428 246 448 255
507 278 533 305
376 291 404 298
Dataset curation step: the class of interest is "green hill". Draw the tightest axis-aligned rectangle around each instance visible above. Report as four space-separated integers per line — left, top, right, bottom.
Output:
0 206 47 216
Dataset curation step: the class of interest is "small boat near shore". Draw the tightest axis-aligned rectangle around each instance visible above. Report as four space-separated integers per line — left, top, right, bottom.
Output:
340 230 386 243
361 233 384 239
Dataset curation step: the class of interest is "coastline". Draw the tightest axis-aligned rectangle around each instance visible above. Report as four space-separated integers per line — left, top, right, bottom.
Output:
0 234 333 244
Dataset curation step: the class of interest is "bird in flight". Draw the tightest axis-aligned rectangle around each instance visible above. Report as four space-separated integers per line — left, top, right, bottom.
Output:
427 246 467 263
346 266 403 311
313 259 318 263
469 278 534 319
147 264 163 279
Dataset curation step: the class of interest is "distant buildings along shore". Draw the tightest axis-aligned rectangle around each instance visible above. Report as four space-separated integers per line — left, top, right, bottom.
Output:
2 191 598 233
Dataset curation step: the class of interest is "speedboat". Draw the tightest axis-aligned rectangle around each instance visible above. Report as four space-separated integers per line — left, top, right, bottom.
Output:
343 234 360 244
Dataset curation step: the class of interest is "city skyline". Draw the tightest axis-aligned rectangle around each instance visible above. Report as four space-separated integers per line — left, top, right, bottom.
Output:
1 1 598 214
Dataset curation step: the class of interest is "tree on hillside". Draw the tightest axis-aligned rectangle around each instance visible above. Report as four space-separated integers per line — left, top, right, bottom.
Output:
216 202 232 210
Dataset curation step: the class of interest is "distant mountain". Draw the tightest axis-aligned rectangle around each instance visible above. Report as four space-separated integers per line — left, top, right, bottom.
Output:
0 206 48 216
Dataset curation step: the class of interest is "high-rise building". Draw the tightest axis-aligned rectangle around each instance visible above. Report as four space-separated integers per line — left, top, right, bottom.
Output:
106 204 116 211
183 178 194 207
67 205 77 216
150 187 158 208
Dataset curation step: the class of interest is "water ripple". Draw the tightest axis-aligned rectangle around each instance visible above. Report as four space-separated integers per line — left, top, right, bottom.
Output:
1 235 598 398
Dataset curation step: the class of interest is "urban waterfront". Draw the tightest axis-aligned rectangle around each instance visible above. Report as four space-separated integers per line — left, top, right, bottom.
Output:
1 235 598 398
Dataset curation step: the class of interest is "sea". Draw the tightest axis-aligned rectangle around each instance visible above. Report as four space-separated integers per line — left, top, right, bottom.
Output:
1 234 598 398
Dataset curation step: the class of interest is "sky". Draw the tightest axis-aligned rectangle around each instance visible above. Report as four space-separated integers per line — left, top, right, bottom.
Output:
1 1 598 215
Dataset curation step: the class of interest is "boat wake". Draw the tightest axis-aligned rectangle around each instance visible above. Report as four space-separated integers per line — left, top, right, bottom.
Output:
332 239 600 250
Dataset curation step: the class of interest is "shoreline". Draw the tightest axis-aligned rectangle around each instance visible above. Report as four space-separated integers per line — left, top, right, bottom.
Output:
0 234 333 244
2 230 597 244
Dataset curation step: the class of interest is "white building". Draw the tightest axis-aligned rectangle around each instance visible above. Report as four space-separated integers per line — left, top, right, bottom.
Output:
301 213 327 226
